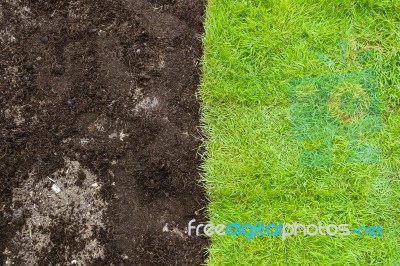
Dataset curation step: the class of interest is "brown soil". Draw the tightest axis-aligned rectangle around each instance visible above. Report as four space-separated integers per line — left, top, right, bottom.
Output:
0 0 207 265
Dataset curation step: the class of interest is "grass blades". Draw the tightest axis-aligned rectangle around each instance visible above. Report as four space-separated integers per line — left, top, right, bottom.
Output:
200 0 400 265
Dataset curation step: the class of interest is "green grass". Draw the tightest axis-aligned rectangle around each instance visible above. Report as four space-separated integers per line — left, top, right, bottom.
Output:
200 0 400 265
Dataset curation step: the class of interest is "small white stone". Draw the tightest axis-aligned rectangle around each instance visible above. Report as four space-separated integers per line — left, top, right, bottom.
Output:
119 130 129 141
98 30 106 37
5 257 12 265
162 223 169 232
80 138 90 146
3 248 11 255
51 184 61 194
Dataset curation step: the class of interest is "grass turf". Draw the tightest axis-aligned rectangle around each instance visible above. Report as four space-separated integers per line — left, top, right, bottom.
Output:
200 0 400 265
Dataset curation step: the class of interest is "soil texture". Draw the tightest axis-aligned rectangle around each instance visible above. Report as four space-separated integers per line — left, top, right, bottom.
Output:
0 0 207 265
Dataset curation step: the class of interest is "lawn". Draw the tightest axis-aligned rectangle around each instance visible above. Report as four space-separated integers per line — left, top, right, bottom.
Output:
200 0 400 265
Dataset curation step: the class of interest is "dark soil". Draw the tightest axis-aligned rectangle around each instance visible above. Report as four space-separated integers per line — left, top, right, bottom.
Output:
0 0 207 265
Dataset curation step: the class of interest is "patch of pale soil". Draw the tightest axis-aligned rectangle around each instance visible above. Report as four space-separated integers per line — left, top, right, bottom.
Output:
3 159 107 265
